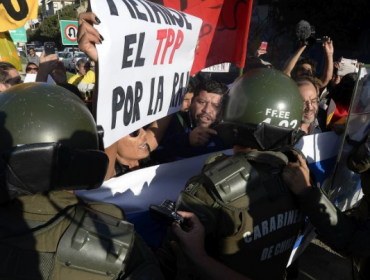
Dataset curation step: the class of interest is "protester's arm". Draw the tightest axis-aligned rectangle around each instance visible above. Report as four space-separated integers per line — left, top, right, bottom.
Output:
146 115 173 151
36 51 65 82
320 37 334 87
172 211 251 280
189 127 217 147
50 60 68 84
282 42 306 77
161 131 192 155
254 48 267 57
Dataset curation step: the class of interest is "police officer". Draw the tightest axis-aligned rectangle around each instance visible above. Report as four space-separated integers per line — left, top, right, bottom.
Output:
283 143 370 279
0 83 163 280
167 68 307 280
346 134 370 219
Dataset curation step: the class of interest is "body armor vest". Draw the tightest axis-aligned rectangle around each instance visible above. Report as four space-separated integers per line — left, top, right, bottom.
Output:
0 203 162 280
177 150 305 280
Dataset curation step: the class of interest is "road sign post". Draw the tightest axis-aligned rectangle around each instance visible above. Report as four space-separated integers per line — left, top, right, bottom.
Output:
60 20 78 45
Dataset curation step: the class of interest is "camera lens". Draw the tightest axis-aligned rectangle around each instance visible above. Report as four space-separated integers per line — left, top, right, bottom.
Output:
160 199 175 211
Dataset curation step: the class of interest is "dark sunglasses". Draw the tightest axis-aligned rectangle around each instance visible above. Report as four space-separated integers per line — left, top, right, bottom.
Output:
5 76 22 85
26 67 38 71
129 129 141 137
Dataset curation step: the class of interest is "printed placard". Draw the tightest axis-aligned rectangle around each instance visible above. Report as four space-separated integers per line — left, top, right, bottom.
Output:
202 63 231 73
90 0 202 147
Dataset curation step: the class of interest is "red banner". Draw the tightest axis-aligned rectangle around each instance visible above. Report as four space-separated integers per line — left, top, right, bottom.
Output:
150 0 253 74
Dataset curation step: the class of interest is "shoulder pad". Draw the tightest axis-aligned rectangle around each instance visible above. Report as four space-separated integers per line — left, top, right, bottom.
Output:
244 150 288 168
203 152 226 166
56 205 134 279
176 191 218 235
203 153 261 204
183 153 228 195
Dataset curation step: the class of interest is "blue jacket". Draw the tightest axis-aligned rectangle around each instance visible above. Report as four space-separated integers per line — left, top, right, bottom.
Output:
151 112 228 163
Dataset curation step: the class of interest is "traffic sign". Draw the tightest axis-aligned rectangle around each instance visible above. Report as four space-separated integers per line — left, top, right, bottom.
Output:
9 26 27 43
60 20 78 45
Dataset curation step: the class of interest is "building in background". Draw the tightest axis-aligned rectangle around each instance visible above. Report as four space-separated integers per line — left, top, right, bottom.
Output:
40 0 77 17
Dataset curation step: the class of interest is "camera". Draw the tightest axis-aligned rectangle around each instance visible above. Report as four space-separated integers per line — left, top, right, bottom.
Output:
296 21 329 46
149 200 184 225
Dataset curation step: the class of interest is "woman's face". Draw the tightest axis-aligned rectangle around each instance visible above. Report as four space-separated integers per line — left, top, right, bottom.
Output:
117 128 149 162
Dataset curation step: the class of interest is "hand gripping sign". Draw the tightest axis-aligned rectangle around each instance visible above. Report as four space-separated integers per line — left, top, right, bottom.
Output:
90 0 202 147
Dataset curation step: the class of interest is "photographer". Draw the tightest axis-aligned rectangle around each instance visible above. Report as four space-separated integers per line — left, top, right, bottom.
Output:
283 21 334 89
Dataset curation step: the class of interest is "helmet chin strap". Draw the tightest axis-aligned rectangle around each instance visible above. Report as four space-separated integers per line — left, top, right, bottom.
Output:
253 123 305 150
215 122 305 151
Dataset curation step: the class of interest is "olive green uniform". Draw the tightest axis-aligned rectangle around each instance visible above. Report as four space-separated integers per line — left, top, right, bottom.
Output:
296 184 370 278
346 142 370 219
345 142 370 278
176 150 304 280
0 191 163 280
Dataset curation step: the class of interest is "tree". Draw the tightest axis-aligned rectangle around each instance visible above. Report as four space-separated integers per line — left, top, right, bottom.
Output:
39 14 59 39
29 4 78 48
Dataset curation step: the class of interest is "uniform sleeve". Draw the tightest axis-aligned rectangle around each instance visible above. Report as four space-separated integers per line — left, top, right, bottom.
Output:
346 142 370 174
297 187 370 257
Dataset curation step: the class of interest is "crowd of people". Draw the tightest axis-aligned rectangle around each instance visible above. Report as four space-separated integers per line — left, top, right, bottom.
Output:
0 10 369 280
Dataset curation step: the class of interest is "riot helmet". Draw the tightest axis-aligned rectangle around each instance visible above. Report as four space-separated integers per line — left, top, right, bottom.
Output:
0 83 108 202
216 68 305 150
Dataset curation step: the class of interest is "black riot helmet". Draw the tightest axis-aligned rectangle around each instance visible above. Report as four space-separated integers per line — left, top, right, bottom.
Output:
216 68 305 151
0 83 108 202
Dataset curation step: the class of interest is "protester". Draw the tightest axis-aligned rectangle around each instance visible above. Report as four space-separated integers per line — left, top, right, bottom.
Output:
68 58 90 86
77 12 172 180
25 62 39 74
283 37 334 89
157 69 306 280
152 78 228 163
326 72 358 132
0 61 22 92
0 83 164 279
244 45 274 71
78 60 96 99
35 51 67 84
295 76 326 134
26 47 40 66
106 128 152 178
180 80 194 113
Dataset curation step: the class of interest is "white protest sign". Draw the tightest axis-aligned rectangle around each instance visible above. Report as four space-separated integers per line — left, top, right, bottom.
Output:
90 0 202 147
338 58 357 76
202 63 231 73
23 74 55 84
